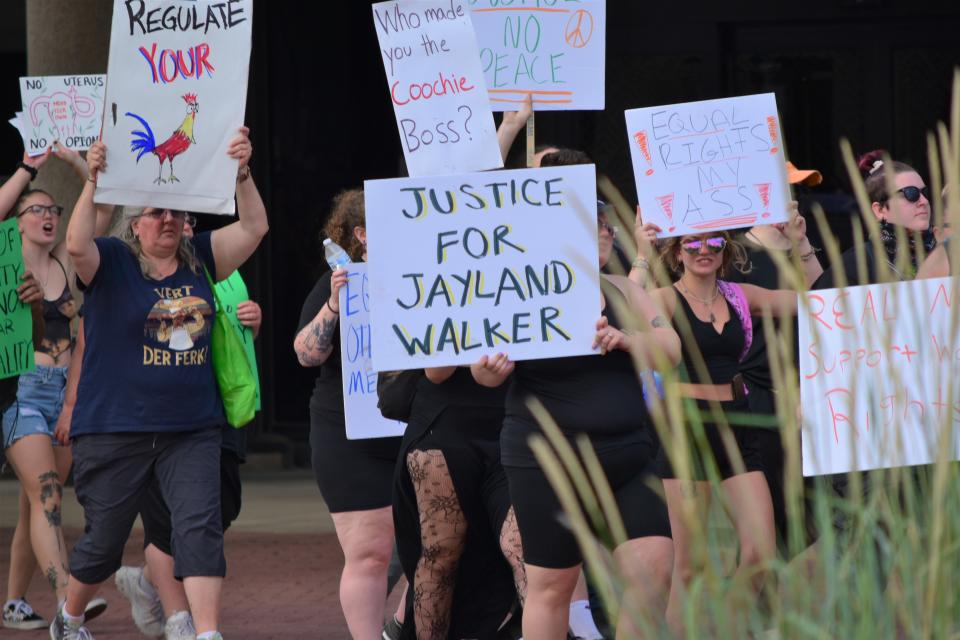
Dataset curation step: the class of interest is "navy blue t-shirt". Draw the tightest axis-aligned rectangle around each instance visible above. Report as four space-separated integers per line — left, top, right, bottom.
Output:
71 233 224 436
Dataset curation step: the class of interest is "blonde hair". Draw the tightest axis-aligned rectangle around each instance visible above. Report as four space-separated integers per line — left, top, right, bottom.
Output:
658 230 751 278
115 206 201 277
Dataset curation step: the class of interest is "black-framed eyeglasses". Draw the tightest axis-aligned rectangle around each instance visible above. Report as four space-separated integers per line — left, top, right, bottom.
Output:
681 237 727 255
17 204 64 218
895 186 931 204
141 209 187 221
184 214 197 228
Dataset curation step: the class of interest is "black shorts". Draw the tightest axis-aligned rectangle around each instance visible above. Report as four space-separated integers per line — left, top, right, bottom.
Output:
310 407 402 513
141 449 243 557
505 436 670 569
656 398 766 480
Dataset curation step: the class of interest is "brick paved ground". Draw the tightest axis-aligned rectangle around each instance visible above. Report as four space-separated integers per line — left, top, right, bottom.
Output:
0 471 404 639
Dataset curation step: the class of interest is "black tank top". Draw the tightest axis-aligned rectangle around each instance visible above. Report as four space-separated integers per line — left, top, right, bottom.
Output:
39 256 77 361
673 288 744 385
501 285 652 467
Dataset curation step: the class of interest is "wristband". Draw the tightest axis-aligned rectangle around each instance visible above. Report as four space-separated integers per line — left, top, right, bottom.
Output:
17 162 38 181
632 257 650 270
326 299 339 314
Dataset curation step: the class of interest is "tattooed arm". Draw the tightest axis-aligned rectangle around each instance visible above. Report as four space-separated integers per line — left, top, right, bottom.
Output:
293 269 348 368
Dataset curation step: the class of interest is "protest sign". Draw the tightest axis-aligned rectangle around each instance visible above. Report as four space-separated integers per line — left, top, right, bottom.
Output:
373 0 502 177
0 219 35 380
17 75 106 156
365 164 601 371
469 0 605 111
96 0 253 214
798 278 960 476
625 93 790 238
214 271 261 410
339 263 406 440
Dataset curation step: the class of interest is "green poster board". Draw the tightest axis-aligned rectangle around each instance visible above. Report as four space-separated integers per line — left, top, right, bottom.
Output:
0 218 34 379
214 270 261 410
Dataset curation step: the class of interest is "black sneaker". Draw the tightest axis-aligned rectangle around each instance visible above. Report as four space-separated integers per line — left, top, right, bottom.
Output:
3 599 47 630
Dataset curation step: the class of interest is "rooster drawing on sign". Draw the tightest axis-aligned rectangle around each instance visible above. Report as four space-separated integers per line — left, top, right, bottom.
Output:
126 93 198 184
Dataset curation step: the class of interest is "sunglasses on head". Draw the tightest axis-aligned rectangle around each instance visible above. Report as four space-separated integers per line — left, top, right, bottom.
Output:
681 237 726 255
895 186 931 204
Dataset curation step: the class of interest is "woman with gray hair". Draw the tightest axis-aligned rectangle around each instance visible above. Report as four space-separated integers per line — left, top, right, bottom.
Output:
51 128 267 640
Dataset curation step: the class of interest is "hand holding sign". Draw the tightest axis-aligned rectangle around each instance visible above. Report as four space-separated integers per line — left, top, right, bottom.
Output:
625 93 791 237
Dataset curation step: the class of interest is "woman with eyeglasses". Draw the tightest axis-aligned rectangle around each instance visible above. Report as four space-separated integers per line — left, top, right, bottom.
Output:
1 142 115 632
650 231 797 635
815 150 935 289
50 128 267 640
473 198 682 639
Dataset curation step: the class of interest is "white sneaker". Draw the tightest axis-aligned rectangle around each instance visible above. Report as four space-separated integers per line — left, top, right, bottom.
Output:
164 611 196 640
114 566 164 637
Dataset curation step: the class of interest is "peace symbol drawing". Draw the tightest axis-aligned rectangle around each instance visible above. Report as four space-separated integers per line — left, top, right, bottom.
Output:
564 9 594 49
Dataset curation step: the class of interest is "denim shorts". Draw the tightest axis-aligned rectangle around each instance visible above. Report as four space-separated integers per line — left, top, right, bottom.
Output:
1 365 68 449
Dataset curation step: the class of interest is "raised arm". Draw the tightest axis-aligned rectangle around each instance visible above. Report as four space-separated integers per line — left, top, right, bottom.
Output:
496 94 532 164
294 269 348 367
65 142 106 285
0 149 51 216
628 206 661 288
741 283 798 317
210 127 269 281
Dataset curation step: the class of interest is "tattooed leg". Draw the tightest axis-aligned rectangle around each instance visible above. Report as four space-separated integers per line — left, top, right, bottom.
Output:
407 449 467 640
499 507 527 604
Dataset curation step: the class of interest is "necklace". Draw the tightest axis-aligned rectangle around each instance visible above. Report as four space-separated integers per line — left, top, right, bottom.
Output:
678 280 721 323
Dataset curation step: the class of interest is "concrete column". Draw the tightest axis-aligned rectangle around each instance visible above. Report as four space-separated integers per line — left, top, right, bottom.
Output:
25 0 112 216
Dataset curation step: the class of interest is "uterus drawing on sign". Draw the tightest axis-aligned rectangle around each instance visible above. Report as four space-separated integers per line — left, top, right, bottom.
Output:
126 93 199 185
29 86 99 141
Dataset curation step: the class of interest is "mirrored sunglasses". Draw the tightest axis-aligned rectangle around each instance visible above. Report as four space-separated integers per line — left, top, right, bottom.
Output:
681 237 727 254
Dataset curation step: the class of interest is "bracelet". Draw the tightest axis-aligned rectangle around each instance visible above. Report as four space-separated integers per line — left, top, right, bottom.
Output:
631 257 651 270
237 165 251 183
325 299 339 314
16 162 37 181
799 250 816 262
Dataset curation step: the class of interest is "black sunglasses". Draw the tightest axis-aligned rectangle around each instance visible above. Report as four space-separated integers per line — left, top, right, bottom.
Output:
895 186 931 204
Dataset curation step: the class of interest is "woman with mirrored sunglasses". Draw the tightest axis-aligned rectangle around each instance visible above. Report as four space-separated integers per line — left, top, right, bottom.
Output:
815 150 935 289
650 230 799 635
0 141 116 631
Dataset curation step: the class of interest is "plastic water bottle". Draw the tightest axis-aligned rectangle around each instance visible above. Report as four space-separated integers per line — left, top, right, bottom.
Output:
323 238 352 270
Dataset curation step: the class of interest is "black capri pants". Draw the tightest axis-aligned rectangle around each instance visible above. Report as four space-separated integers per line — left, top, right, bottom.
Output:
69 428 225 584
141 449 243 558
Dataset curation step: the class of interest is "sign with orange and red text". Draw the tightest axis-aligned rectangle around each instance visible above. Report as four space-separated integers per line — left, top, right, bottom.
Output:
96 0 253 214
469 0 606 111
625 93 790 238
373 0 502 177
798 277 960 476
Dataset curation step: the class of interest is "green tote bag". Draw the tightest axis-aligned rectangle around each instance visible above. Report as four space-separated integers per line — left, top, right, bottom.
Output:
204 267 257 428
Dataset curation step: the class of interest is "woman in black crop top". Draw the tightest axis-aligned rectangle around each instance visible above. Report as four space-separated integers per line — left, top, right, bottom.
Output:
651 231 798 635
0 144 114 628
472 204 682 639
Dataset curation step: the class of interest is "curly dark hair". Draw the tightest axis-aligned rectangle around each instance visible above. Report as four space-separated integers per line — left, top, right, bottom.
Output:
658 230 751 278
322 188 366 262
